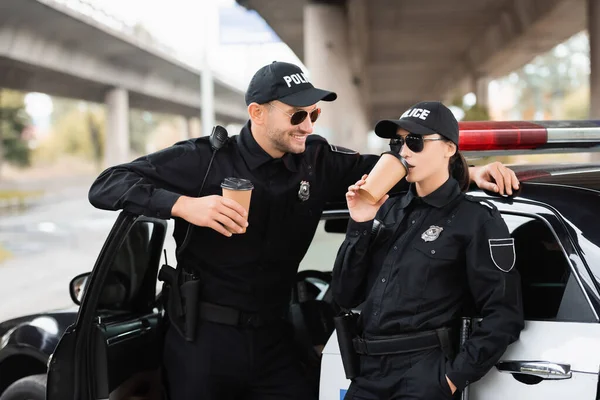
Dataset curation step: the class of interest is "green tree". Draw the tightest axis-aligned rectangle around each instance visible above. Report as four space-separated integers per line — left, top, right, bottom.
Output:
34 102 106 164
130 109 176 155
0 89 31 176
497 31 590 119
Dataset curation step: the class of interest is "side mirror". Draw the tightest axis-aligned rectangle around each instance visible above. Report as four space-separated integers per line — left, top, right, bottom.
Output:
69 271 129 309
324 218 349 234
69 272 90 305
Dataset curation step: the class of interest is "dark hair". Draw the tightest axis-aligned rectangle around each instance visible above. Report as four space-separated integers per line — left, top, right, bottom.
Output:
448 145 470 192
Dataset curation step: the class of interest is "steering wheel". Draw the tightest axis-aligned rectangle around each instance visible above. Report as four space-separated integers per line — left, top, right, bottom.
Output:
292 270 332 304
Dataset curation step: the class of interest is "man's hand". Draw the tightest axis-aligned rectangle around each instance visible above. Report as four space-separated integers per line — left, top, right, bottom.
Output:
171 195 248 237
469 161 520 196
446 375 457 394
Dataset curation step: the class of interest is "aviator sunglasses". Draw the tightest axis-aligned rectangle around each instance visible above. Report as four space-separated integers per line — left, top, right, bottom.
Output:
269 103 321 125
389 135 445 153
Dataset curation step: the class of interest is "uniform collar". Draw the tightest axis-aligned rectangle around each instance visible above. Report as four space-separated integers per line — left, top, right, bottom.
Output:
239 121 299 172
398 177 461 209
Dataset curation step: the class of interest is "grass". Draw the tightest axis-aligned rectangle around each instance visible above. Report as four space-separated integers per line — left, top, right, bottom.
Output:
0 190 44 209
0 190 44 201
0 244 11 263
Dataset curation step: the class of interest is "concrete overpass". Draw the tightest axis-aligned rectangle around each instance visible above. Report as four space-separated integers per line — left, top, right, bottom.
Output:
0 0 248 166
237 0 600 151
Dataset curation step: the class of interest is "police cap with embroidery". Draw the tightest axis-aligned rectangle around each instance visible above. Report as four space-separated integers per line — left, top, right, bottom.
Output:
245 61 337 107
374 101 459 147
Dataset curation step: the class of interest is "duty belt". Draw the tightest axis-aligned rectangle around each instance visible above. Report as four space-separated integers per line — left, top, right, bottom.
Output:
198 301 285 328
352 327 455 357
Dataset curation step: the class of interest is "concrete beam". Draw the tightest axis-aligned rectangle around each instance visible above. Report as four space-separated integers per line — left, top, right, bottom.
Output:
436 0 584 98
0 23 247 122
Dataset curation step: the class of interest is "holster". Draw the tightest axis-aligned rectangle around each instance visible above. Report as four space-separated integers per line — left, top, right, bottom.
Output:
334 310 360 380
158 264 200 342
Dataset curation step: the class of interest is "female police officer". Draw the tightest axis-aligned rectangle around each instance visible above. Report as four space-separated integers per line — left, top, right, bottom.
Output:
332 101 524 399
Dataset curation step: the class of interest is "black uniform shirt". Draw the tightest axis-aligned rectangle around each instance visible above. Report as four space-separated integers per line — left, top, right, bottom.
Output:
88 121 382 313
332 177 524 390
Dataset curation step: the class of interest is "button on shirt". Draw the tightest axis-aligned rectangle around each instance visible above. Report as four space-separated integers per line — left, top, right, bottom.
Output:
332 177 524 390
88 121 383 313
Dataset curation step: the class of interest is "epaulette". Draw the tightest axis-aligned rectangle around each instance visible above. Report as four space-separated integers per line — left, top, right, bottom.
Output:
464 195 497 214
329 144 359 155
306 134 358 154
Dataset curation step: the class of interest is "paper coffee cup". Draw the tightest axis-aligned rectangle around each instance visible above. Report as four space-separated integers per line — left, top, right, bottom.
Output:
221 177 253 233
357 152 409 205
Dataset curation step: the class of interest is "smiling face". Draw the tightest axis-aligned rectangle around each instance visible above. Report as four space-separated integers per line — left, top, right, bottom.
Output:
260 100 320 156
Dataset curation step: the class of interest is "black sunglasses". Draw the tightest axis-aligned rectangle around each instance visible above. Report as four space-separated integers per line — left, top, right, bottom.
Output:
389 135 445 153
269 103 321 125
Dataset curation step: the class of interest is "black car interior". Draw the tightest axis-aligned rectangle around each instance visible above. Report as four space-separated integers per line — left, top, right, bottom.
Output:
510 217 595 322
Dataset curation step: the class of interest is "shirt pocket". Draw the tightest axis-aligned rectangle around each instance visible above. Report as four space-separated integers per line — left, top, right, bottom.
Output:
411 239 463 295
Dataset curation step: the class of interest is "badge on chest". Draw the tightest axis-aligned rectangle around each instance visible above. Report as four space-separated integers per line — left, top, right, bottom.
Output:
421 225 443 242
298 180 310 201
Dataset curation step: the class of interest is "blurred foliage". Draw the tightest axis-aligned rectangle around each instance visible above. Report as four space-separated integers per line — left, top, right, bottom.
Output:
462 104 490 121
450 95 491 121
130 110 174 155
0 89 31 170
562 86 590 120
495 31 589 120
34 97 177 168
34 102 106 167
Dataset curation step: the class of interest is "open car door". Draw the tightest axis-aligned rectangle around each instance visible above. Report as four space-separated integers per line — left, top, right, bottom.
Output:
47 212 168 400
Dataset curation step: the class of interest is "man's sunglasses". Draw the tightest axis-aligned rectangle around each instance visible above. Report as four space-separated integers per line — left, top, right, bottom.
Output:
269 103 321 125
389 135 445 153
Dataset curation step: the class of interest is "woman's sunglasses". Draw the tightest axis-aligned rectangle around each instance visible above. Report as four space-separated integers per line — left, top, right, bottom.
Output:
269 103 321 125
389 135 445 153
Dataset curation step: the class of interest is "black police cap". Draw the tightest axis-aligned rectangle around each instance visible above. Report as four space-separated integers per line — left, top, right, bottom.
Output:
245 61 337 107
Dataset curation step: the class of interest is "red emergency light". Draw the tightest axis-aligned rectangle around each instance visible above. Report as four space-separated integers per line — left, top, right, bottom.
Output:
458 120 600 152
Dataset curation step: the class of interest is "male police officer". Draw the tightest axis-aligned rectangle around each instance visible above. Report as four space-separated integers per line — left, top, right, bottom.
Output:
88 61 519 400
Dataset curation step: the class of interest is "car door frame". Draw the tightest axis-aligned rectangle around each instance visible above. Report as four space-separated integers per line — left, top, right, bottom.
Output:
461 196 600 398
489 195 600 321
47 212 167 400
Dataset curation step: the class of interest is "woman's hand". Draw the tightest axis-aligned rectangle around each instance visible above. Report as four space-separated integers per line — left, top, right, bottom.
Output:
346 174 389 222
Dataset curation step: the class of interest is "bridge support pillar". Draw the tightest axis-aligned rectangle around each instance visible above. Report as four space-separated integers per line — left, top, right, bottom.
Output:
304 1 369 151
104 88 130 167
590 0 600 119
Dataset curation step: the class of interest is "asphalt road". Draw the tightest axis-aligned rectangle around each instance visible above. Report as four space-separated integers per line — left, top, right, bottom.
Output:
0 186 117 321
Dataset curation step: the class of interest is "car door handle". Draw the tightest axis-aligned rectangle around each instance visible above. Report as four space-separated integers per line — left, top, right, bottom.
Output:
496 360 572 380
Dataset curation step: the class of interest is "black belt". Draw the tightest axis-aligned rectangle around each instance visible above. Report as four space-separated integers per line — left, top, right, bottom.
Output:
352 327 455 356
198 301 284 328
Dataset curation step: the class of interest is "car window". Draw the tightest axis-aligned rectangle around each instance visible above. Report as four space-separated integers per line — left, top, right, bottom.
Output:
99 220 164 313
503 213 596 322
299 220 346 273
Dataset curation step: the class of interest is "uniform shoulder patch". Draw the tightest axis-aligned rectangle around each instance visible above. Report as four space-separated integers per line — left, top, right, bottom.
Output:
329 144 358 155
489 238 516 272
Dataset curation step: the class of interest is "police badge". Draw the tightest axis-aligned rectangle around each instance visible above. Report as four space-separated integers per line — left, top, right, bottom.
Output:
298 180 310 201
421 226 443 242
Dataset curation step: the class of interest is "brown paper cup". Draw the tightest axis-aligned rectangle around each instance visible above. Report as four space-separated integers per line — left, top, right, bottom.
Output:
357 152 409 205
221 178 253 233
